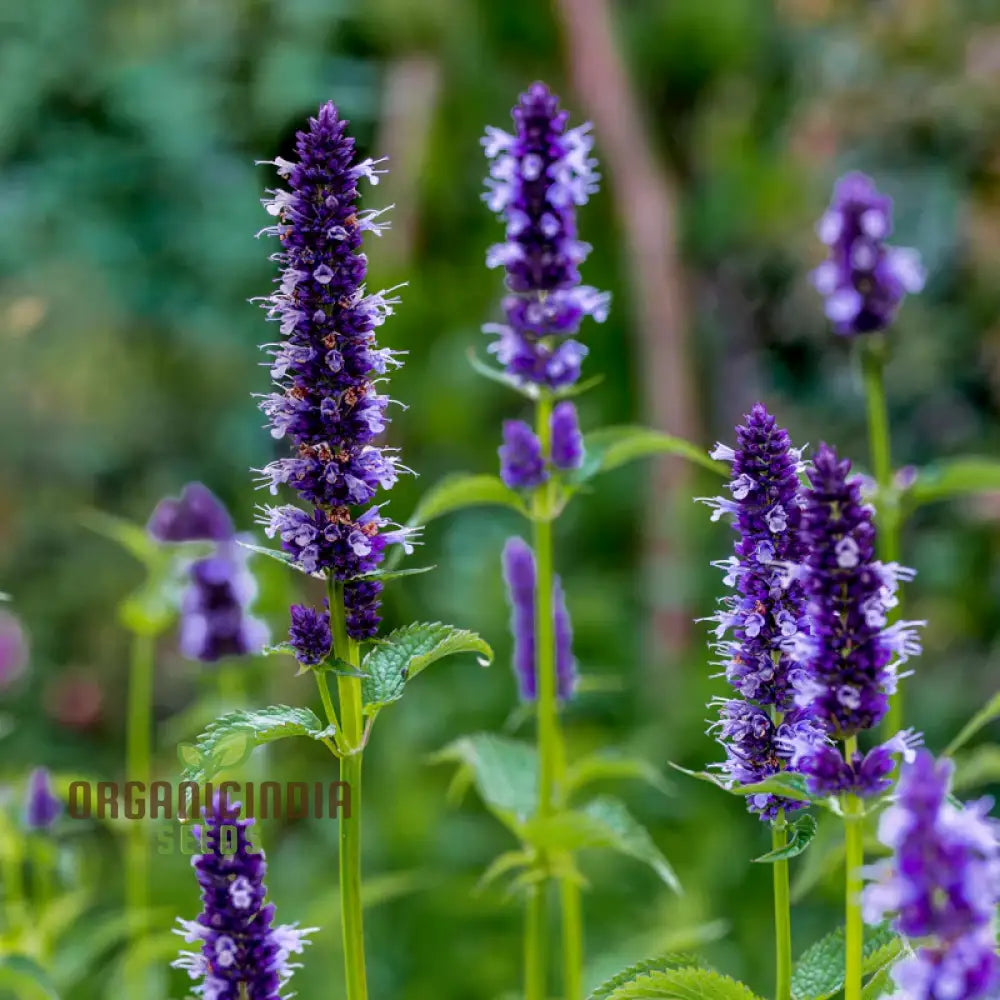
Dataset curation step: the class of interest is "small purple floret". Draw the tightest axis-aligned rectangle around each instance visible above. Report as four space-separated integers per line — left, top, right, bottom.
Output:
148 482 235 543
288 603 333 667
499 420 548 490
550 401 584 471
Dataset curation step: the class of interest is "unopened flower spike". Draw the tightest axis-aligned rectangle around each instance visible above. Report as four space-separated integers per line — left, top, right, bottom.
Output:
481 82 609 389
699 403 823 820
173 794 316 1000
812 172 924 336
148 482 235 543
256 101 415 638
24 766 61 831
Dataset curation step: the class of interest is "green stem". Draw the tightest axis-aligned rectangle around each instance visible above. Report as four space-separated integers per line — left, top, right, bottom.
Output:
524 883 548 1000
561 877 584 1000
330 580 368 1000
125 631 155 997
842 735 864 1000
0 808 25 940
861 339 903 734
771 814 792 1000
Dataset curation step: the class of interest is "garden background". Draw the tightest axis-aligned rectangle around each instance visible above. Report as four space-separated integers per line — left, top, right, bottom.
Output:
2 0 1000 997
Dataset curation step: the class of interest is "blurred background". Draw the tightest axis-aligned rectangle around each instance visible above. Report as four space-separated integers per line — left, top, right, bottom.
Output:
2 0 1000 997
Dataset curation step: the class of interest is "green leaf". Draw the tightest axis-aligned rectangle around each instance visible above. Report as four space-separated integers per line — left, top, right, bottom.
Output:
523 796 681 893
80 508 159 566
943 691 1000 756
0 956 61 999
598 965 762 1000
236 540 326 580
576 426 726 482
669 763 816 805
587 954 705 1000
358 564 436 582
467 349 537 397
407 474 528 527
791 924 901 1000
362 622 493 716
180 706 333 781
429 733 538 823
909 458 1000 507
952 744 1000 792
566 751 673 799
752 814 818 863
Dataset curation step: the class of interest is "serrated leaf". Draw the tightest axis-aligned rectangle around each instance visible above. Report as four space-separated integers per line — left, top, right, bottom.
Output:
791 924 901 1000
908 458 1000 507
407 474 528 527
181 706 332 781
0 955 61 999
599 965 762 1000
522 796 681 893
361 622 492 716
429 733 538 823
752 814 818 863
862 956 901 1000
587 954 705 1000
943 691 1000 756
575 426 726 482
669 763 816 805
566 751 673 799
236 539 326 579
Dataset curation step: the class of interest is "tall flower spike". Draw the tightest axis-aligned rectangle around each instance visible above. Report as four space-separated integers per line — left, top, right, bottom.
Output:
173 795 316 1000
699 403 823 820
501 536 576 702
23 767 61 831
812 172 925 336
787 442 925 797
256 103 416 639
482 82 609 389
863 752 1000 1000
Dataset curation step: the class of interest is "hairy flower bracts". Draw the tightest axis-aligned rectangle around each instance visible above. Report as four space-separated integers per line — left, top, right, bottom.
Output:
812 172 925 336
482 82 609 389
502 536 576 703
863 752 1000 1000
256 102 415 639
784 443 924 797
173 795 315 1000
699 404 821 820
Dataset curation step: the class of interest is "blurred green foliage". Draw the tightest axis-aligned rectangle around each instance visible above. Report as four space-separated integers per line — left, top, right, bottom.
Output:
2 0 1000 997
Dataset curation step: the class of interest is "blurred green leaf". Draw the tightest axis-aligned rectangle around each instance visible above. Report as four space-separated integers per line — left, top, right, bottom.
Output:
952 744 1000 791
597 965 761 1000
908 458 1000 507
566 751 673 799
0 955 61 999
576 426 726 482
80 509 158 566
752 814 817 863
587 954 706 1000
407 474 528 527
791 924 901 1000
943 691 1000 756
522 796 681 893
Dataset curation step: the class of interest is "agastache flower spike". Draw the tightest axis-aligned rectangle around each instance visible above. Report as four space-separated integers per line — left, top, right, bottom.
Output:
812 172 924 336
862 752 1000 1000
148 483 235 543
287 602 333 667
550 401 584 471
256 102 415 638
173 795 316 1000
482 82 609 389
501 536 576 702
23 767 61 831
789 442 925 797
698 404 823 820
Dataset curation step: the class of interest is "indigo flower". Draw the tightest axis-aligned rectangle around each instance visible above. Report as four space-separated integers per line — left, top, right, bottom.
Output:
288 603 332 667
699 404 822 820
501 536 576 702
499 420 547 490
793 443 923 738
256 102 416 639
180 545 268 663
148 482 235 543
550 401 584 471
863 752 1000 1000
24 767 60 831
482 82 609 388
812 172 925 336
173 795 316 1000
0 610 28 689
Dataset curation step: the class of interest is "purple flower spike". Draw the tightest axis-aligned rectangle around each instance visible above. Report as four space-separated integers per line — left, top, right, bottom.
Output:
173 795 316 1000
499 420 548 490
862 752 1000 1000
288 603 333 667
24 767 61 831
148 482 235 543
550 401 584 471
501 537 576 703
482 82 609 388
699 404 821 820
256 102 416 640
812 172 924 336
180 545 268 663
